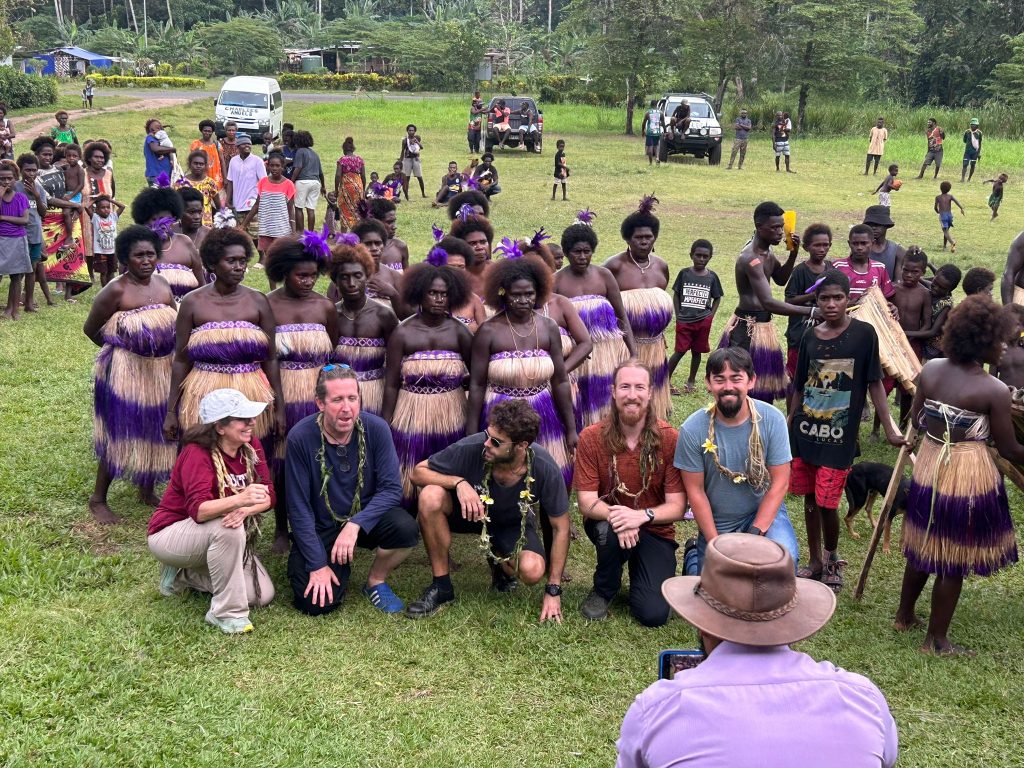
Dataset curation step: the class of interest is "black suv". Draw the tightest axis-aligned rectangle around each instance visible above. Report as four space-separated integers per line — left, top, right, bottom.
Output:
484 96 544 153
656 93 724 165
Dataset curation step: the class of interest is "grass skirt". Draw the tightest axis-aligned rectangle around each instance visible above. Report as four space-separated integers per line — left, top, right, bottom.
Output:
93 304 178 487
571 294 628 429
621 287 673 421
178 321 275 438
560 328 582 433
483 350 572 487
390 350 468 505
272 323 333 462
718 313 788 402
334 336 386 415
903 435 1018 577
156 262 200 300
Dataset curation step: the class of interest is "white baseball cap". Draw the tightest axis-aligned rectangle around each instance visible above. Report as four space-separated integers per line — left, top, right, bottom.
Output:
199 388 268 424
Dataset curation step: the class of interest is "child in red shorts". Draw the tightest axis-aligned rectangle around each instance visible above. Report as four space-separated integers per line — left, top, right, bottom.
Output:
667 239 722 394
789 269 905 593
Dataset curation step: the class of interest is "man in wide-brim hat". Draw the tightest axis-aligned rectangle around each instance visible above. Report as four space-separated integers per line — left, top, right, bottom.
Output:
615 534 898 768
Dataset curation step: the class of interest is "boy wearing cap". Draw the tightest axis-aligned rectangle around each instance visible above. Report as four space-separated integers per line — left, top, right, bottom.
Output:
147 388 276 635
961 118 982 182
616 533 898 768
224 133 266 243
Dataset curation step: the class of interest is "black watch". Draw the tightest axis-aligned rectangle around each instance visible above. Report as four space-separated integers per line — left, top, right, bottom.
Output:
747 525 764 536
544 584 563 597
644 508 656 524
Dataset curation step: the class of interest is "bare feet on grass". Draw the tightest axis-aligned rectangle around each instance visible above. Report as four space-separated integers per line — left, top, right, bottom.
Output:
272 531 291 555
88 496 121 525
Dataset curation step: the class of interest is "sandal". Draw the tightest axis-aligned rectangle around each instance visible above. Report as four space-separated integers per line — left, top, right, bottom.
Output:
796 565 822 580
683 383 696 394
821 559 844 592
670 385 683 396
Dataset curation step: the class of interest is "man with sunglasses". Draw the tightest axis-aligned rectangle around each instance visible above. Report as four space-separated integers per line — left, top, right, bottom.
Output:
406 399 570 622
284 365 419 615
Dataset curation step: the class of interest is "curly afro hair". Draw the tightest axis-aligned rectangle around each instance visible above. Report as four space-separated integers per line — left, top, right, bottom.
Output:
114 225 162 265
488 398 540 446
186 148 208 167
329 242 376 284
365 197 397 220
446 189 490 220
520 240 555 271
449 214 494 245
199 227 254 270
963 266 996 296
620 208 660 241
351 218 389 244
30 136 56 155
801 223 832 246
83 140 111 165
132 186 185 224
198 119 216 132
560 222 598 255
401 263 469 311
266 236 327 282
483 255 552 310
177 185 205 208
942 295 1017 364
437 235 475 267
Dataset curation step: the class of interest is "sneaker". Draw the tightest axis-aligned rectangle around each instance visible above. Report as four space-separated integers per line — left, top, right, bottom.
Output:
158 564 182 597
363 582 404 614
204 610 254 634
580 590 610 621
490 562 519 593
405 583 455 619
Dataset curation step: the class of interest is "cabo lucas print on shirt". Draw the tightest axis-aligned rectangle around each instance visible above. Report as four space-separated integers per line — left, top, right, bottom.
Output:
799 357 854 444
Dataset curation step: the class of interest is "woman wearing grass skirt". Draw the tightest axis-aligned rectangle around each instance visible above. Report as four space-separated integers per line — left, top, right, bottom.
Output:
469 253 578 489
382 252 473 508
604 197 673 421
553 213 636 430
264 232 340 553
84 226 177 525
331 235 399 416
148 388 276 635
131 185 205 302
163 228 285 446
894 296 1024 657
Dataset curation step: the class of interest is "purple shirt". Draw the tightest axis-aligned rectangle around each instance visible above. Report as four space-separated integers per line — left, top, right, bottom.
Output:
0 191 30 238
616 642 898 768
226 153 267 212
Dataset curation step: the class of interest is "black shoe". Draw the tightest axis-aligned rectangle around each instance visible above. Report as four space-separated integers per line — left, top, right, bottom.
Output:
490 562 519 593
405 583 455 619
580 590 610 620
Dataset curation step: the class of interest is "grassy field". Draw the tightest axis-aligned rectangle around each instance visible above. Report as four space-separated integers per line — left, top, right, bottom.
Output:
2 96 1023 767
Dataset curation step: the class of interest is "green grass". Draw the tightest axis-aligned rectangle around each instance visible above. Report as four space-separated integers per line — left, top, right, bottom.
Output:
7 92 138 118
3 99 1024 767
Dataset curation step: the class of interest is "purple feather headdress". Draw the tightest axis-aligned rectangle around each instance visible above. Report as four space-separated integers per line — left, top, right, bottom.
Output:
494 237 524 260
637 194 659 214
530 228 551 249
153 171 172 189
357 199 373 220
457 204 476 222
148 215 177 242
368 181 386 197
804 275 827 295
432 223 444 243
576 208 596 226
427 246 449 267
464 175 481 191
300 223 332 264
334 232 360 247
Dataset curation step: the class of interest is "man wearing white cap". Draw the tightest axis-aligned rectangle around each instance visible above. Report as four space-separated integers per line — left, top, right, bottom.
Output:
147 388 276 634
616 534 898 768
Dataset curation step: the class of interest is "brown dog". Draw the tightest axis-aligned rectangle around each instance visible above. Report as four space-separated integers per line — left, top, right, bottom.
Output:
843 462 910 553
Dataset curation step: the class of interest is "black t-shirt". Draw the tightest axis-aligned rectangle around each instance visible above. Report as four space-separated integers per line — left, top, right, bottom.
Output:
672 268 723 322
790 319 882 469
553 150 568 178
784 261 830 348
427 432 568 525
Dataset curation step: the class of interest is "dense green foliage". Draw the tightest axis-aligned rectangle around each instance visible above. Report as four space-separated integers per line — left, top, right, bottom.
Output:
89 74 206 88
278 72 412 90
0 67 59 109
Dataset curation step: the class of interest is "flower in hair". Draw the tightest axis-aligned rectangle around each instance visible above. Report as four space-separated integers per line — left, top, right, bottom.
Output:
213 207 236 229
432 223 444 243
153 171 172 189
576 208 596 225
457 204 476 222
530 228 551 249
494 237 523 260
368 181 386 197
465 175 481 191
427 246 449 267
638 194 659 214
148 215 177 241
300 223 331 263
335 232 360 246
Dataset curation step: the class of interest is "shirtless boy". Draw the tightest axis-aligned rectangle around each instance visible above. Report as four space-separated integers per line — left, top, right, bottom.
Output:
891 247 932 425
61 144 85 244
934 181 965 252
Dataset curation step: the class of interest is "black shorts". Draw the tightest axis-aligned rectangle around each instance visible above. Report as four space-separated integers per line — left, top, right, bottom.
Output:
447 490 545 558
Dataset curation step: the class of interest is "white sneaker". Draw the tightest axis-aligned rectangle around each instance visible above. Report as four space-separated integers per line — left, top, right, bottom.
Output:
204 611 254 634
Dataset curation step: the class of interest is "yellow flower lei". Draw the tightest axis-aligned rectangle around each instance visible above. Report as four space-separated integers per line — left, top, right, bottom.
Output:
477 449 536 564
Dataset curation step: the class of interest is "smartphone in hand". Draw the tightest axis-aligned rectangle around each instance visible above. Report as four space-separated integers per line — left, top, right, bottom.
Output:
658 650 706 680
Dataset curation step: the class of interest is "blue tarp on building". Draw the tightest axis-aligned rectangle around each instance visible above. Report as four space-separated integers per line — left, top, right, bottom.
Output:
24 47 115 75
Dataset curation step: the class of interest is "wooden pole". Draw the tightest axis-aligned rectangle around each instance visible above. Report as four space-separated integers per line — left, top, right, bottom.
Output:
854 423 917 601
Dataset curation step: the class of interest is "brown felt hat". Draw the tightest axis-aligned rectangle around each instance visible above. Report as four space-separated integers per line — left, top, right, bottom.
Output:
662 534 836 646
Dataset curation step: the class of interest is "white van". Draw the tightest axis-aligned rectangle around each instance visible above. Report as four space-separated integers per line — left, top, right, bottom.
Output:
214 76 284 141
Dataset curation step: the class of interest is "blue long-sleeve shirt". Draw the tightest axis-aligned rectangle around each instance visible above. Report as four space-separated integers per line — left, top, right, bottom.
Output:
285 412 402 573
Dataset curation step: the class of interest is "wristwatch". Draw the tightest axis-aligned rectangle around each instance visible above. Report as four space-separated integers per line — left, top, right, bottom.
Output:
747 525 765 536
544 583 563 597
644 508 656 524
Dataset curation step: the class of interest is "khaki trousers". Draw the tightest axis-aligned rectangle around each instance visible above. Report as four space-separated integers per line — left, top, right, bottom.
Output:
148 516 275 621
